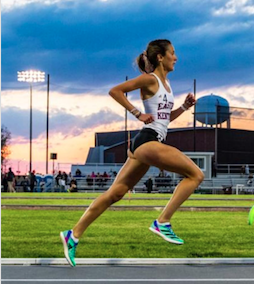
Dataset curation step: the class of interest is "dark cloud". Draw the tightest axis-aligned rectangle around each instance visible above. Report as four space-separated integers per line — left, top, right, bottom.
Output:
1 107 44 138
1 106 123 140
1 0 254 98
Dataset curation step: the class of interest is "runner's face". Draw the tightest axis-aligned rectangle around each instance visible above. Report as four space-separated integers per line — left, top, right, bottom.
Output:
162 45 177 72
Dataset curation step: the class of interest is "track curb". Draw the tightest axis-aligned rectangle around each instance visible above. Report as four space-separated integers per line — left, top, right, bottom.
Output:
2 258 254 265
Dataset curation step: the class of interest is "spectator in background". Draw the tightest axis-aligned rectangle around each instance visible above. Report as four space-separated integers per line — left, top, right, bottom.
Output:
63 172 68 191
108 169 114 177
144 177 153 193
86 175 93 186
68 179 78 193
2 173 8 192
30 170 37 192
55 171 62 190
58 172 67 192
67 172 72 187
247 173 253 186
245 165 250 176
75 169 81 177
96 172 103 187
7 167 16 193
90 171 96 186
102 171 109 186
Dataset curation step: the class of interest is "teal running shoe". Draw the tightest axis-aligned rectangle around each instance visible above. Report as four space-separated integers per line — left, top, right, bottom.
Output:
248 205 254 225
149 220 184 245
60 230 78 267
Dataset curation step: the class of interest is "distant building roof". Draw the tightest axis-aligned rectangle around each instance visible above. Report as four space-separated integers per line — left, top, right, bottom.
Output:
95 127 209 148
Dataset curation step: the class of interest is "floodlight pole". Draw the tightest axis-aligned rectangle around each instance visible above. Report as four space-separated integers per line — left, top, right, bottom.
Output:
29 83 33 173
46 74 50 174
17 70 45 174
193 79 196 152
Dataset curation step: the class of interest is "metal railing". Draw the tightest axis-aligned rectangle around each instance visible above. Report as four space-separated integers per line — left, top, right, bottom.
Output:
75 176 178 192
216 164 254 175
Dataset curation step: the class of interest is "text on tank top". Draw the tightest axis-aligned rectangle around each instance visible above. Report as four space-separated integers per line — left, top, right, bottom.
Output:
142 73 174 141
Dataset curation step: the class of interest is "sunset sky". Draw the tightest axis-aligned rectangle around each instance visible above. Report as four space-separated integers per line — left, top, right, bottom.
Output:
1 0 254 175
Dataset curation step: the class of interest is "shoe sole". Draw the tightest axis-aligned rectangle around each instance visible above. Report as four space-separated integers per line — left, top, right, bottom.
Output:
149 227 184 245
60 232 75 267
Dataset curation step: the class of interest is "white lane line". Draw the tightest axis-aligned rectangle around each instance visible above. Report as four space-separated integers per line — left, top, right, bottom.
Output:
2 279 254 282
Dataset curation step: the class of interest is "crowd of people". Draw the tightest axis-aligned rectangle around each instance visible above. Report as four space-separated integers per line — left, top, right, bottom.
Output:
74 168 118 187
1 167 35 193
86 171 117 187
1 167 120 193
1 168 78 193
154 169 173 188
2 165 254 194
54 171 78 192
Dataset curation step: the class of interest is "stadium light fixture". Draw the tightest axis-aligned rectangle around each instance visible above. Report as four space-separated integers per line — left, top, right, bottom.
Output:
17 70 45 174
17 70 45 83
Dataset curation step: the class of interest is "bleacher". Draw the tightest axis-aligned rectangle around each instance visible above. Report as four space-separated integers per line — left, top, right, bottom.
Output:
74 174 254 195
70 161 254 194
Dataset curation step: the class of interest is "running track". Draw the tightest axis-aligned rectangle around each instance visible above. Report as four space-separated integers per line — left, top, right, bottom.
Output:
2 264 254 284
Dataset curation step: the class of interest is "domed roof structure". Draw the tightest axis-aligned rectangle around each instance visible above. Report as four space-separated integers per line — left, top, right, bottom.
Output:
195 94 230 126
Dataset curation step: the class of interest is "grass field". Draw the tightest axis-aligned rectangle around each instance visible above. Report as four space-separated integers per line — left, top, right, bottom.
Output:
1 210 254 258
1 193 254 259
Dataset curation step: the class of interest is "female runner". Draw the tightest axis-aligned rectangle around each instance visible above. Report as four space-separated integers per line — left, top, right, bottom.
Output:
60 39 204 266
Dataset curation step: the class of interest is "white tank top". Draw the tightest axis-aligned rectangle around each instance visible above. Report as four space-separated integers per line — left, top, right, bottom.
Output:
142 73 174 141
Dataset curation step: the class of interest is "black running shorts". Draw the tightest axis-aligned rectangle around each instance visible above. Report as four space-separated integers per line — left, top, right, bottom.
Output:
130 128 165 154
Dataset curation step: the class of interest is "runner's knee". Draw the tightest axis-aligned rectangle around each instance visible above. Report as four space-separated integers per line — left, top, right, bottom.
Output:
189 169 204 184
108 184 129 203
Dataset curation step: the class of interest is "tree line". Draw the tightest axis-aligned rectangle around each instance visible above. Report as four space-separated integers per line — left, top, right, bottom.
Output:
1 125 11 170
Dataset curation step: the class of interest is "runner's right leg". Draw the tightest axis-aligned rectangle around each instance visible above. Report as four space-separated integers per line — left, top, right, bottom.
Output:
60 156 149 266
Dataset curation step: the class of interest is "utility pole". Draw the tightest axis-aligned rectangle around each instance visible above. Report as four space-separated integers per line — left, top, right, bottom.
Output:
46 74 50 174
125 76 128 161
193 79 197 152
